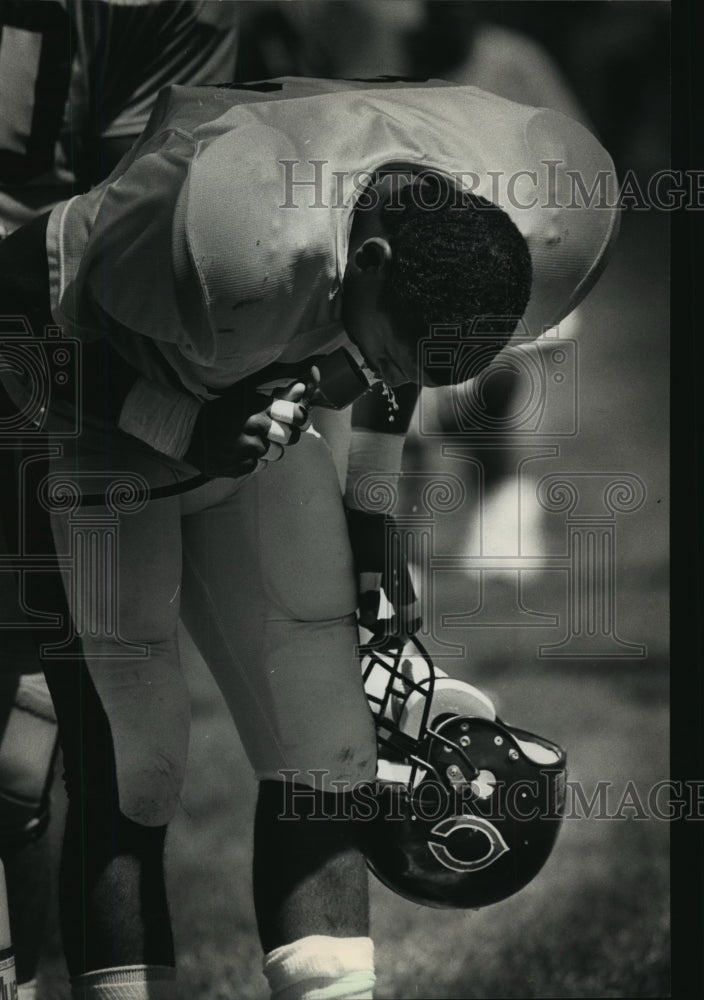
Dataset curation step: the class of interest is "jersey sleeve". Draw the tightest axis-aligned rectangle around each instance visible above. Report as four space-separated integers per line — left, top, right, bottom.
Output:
46 123 212 369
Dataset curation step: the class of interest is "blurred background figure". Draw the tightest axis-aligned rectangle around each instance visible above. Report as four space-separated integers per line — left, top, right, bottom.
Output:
0 2 239 994
0 0 240 231
407 1 587 118
236 0 422 81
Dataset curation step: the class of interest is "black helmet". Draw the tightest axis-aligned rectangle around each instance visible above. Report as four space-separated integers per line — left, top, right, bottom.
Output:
359 633 567 909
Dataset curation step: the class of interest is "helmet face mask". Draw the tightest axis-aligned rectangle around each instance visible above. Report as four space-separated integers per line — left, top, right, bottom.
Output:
359 633 567 909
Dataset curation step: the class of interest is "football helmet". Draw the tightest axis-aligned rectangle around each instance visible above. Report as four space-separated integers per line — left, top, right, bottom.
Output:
359 632 567 909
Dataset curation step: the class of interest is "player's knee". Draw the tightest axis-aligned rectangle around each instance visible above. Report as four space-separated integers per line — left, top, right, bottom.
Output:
56 680 189 829
62 727 188 829
260 730 377 793
116 750 187 828
98 591 181 647
61 746 186 832
0 674 57 853
258 434 357 621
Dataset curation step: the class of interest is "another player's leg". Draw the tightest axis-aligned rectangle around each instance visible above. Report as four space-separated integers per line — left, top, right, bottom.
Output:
0 233 58 995
0 673 56 995
181 432 377 999
36 443 190 998
0 438 58 998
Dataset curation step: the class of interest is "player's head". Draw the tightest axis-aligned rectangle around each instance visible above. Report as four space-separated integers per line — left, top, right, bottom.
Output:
341 172 533 387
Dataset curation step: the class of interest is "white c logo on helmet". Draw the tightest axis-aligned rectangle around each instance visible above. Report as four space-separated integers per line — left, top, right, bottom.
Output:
428 815 509 873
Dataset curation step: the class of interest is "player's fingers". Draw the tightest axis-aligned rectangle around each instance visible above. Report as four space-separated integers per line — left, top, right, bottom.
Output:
237 433 268 459
234 450 269 476
286 426 302 446
269 399 309 428
266 419 292 445
244 412 271 437
262 441 285 463
243 413 301 451
274 382 306 403
293 403 310 427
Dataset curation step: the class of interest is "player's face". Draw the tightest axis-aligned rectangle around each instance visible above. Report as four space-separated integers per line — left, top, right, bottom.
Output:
341 237 427 387
345 307 421 387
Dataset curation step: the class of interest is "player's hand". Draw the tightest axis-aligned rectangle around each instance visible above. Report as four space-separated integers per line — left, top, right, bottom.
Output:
183 379 312 479
346 507 422 638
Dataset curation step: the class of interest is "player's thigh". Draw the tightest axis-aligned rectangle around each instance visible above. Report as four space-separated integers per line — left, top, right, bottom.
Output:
47 442 185 638
47 439 191 826
181 431 376 789
311 406 352 492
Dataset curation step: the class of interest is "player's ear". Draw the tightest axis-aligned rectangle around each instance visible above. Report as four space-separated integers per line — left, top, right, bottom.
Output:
354 237 392 273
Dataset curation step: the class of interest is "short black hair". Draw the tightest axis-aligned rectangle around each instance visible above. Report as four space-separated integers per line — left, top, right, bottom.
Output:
382 181 533 384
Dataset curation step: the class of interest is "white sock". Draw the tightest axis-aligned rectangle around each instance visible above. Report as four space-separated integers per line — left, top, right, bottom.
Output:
17 980 37 1000
263 935 375 1000
70 965 176 999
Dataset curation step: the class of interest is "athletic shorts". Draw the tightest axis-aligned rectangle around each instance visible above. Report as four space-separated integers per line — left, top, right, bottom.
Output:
45 421 376 827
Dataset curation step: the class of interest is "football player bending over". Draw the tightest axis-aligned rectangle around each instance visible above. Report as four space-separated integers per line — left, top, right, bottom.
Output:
0 78 618 999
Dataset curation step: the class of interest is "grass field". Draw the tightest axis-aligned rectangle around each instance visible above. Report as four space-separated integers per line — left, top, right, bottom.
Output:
38 208 669 999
